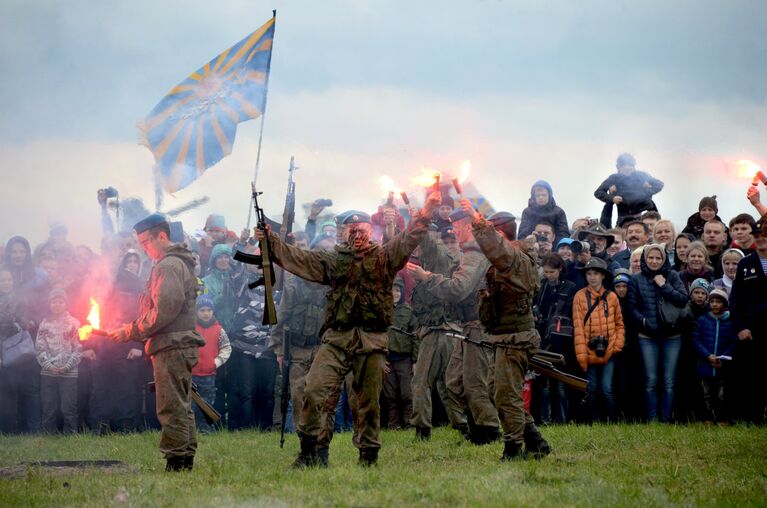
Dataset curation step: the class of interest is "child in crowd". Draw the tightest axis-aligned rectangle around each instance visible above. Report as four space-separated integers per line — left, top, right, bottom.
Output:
688 278 711 319
728 214 756 255
35 288 81 433
192 294 231 432
574 258 624 422
692 289 737 423
683 196 721 239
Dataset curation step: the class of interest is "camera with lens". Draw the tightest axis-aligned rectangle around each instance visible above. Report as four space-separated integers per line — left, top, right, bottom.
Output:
314 198 333 207
588 336 608 357
534 233 549 243
570 240 592 254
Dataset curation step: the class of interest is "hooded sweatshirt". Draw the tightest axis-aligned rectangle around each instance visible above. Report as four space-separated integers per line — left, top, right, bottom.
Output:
202 243 237 331
518 180 570 242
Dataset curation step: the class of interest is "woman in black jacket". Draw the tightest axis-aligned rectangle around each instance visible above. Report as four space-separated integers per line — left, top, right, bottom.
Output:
627 244 689 422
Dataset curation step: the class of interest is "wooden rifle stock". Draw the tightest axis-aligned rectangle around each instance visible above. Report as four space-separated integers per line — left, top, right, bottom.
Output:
148 381 221 425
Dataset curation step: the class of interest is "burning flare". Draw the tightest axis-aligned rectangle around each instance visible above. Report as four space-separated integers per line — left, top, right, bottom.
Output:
378 175 402 195
78 298 101 341
458 160 471 184
409 167 443 188
735 159 762 179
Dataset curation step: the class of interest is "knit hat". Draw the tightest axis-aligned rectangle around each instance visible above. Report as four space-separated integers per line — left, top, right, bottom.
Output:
204 214 226 230
689 278 711 296
613 268 631 286
708 288 729 305
441 195 455 209
196 294 215 312
441 227 457 241
698 195 718 213
48 288 67 303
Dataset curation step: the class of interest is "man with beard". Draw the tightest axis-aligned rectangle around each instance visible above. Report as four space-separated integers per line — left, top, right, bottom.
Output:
257 193 441 467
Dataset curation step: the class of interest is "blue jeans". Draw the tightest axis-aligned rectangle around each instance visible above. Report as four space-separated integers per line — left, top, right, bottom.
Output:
192 375 217 433
539 377 568 424
586 359 616 421
639 336 681 422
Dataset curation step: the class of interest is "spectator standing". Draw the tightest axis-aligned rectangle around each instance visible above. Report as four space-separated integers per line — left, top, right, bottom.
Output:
192 294 231 433
36 289 81 433
728 214 756 255
692 289 737 423
712 249 745 297
672 233 695 271
382 278 417 429
573 258 624 422
729 216 767 423
677 241 714 291
628 244 689 422
702 221 729 278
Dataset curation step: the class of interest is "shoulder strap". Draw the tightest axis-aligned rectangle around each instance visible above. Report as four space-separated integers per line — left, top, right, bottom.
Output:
583 291 603 325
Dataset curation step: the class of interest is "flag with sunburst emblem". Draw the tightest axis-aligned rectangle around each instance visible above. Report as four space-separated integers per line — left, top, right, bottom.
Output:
139 14 276 193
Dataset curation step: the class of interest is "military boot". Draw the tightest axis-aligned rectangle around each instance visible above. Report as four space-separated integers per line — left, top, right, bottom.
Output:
358 448 379 467
415 426 431 440
500 441 525 462
471 425 501 445
523 422 552 459
317 447 329 468
292 434 319 469
165 456 185 472
183 455 194 471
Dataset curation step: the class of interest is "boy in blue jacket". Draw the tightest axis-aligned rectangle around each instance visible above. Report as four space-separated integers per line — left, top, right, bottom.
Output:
692 289 737 423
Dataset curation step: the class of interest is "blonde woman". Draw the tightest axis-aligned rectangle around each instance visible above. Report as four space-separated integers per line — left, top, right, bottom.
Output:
653 220 676 266
630 246 646 274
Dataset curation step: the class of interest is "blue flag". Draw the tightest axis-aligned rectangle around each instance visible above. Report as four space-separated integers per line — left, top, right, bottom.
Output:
140 15 276 193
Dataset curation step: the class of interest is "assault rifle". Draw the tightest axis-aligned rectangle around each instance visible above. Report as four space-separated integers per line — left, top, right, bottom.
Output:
233 184 278 325
148 382 221 426
275 157 297 292
459 334 587 392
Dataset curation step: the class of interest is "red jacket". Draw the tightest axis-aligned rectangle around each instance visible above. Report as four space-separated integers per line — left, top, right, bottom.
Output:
194 321 222 376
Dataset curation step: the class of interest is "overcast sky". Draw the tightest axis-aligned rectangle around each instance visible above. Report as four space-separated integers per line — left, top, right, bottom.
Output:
1 0 766 247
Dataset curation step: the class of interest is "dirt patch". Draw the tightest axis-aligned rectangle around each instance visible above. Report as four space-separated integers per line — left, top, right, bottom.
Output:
0 460 137 479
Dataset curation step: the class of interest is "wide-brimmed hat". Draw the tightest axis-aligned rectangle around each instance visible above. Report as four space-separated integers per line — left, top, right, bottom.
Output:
577 223 615 249
577 257 612 278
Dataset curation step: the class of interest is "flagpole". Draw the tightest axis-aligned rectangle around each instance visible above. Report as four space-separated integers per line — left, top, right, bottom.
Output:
246 9 277 229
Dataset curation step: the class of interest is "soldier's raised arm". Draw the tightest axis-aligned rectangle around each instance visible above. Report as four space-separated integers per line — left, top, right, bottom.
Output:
383 191 442 273
257 225 332 285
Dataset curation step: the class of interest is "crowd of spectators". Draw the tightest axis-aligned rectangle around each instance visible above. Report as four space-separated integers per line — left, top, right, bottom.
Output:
0 152 765 435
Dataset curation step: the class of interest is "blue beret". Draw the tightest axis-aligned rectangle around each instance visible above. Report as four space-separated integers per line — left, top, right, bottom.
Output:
441 227 457 241
134 213 169 234
449 209 470 222
342 211 371 225
334 210 354 225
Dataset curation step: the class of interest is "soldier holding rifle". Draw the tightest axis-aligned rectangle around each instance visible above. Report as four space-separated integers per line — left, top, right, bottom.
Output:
256 192 442 467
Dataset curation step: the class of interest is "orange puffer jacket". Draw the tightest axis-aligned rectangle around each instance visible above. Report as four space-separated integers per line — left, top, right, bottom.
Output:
573 286 625 371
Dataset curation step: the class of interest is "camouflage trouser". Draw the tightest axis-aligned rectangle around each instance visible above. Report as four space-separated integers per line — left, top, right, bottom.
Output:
445 339 468 427
152 347 198 459
289 345 350 449
411 329 460 428
463 328 499 428
299 344 383 450
493 345 535 444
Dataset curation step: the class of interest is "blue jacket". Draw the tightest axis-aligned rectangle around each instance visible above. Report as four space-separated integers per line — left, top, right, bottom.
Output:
627 255 688 338
518 180 570 242
692 311 736 378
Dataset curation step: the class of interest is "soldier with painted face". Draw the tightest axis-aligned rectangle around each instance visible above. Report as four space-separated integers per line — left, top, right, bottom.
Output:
257 193 440 467
408 208 498 444
460 202 552 461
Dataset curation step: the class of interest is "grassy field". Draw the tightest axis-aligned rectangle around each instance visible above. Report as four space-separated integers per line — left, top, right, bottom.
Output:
1 424 766 507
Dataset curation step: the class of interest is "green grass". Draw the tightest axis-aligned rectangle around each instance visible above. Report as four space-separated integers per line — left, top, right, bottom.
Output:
1 424 766 507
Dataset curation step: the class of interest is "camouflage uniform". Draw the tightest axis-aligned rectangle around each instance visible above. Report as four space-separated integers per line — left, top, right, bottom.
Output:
422 240 499 441
410 233 465 433
382 301 417 428
124 244 204 464
472 218 550 459
269 272 338 448
268 212 430 465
